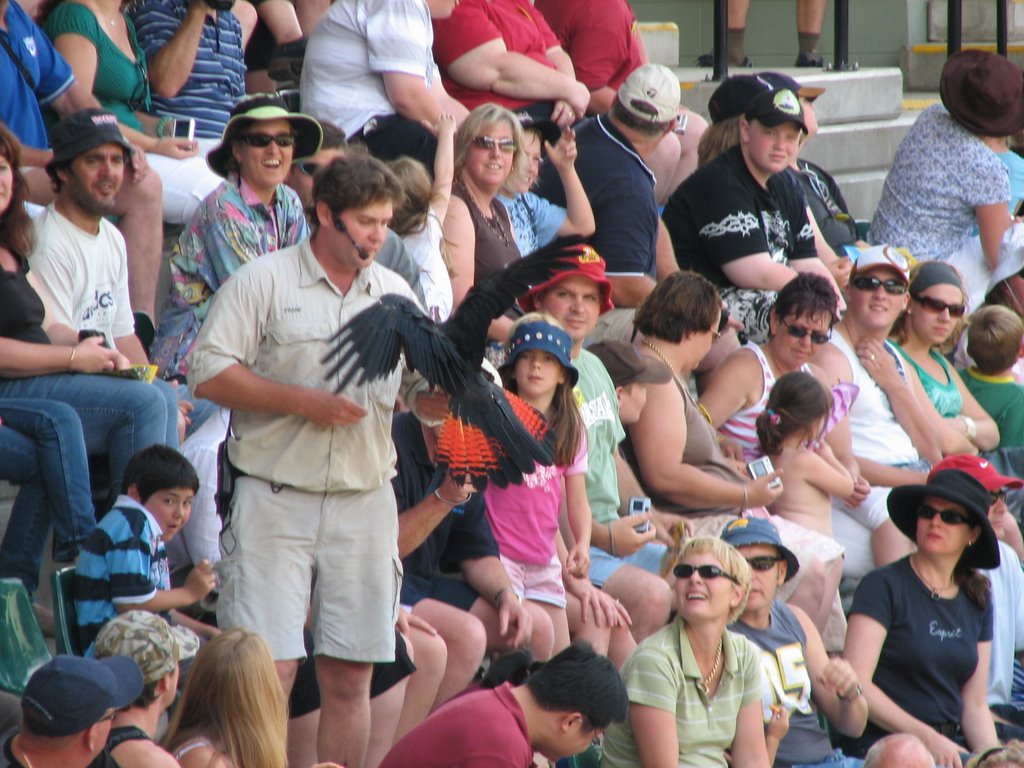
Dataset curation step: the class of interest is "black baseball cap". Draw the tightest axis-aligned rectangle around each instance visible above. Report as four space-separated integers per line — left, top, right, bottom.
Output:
744 88 808 133
48 109 133 170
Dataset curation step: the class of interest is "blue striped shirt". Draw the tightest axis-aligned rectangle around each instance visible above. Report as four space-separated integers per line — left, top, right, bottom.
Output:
74 495 170 654
129 0 245 139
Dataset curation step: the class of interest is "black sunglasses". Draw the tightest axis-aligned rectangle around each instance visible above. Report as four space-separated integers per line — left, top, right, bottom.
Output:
781 320 831 345
472 135 516 153
672 563 740 584
850 275 907 295
717 308 730 335
917 504 971 526
911 293 967 318
991 489 1008 505
295 161 320 175
746 555 785 571
240 132 296 148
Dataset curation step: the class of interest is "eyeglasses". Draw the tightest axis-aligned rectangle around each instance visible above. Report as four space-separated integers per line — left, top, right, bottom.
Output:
98 709 118 723
672 563 740 584
990 489 1009 505
239 132 296 148
472 135 516 154
911 294 967 318
917 504 971 526
850 275 907 295
746 555 785 571
295 161 320 175
781 320 831 345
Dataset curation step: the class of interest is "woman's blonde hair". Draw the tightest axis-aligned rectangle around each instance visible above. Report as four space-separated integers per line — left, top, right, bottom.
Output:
697 116 741 166
163 629 289 768
676 537 752 623
454 104 527 185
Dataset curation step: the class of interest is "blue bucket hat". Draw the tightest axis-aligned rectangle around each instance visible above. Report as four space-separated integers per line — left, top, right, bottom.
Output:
720 517 799 581
502 320 578 385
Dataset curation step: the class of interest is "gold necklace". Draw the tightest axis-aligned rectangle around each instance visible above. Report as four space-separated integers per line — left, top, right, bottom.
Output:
698 638 724 696
640 338 680 377
909 554 954 600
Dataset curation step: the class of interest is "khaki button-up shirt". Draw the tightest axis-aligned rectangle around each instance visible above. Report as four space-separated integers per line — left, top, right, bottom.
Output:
188 238 419 493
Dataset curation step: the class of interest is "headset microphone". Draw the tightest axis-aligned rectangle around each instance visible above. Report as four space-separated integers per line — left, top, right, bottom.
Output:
333 215 371 261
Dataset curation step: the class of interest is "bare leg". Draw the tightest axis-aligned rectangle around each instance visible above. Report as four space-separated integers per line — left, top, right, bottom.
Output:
566 592 637 668
469 596 555 660
256 0 303 44
784 555 841 634
295 0 328 36
650 112 709 205
871 519 915 566
315 657 373 768
275 658 300 696
796 0 826 38
394 626 446 740
600 565 672 643
534 601 570 655
411 599 487 706
234 0 258 46
363 677 406 768
112 168 163 320
287 710 319 768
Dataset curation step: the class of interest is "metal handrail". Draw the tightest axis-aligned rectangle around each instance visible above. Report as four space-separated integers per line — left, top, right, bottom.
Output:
947 0 1010 57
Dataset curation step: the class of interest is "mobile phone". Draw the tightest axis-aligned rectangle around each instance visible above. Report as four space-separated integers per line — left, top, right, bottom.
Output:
628 496 651 533
172 118 196 142
747 456 782 489
78 328 112 349
674 112 689 135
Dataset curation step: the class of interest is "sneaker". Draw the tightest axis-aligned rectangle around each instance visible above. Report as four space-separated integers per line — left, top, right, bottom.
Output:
696 52 753 67
268 37 307 84
795 50 824 67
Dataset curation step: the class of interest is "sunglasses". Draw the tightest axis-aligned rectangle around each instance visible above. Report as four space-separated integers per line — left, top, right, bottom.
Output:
911 294 967 318
781 320 831 345
472 135 516 154
717 308 730 335
917 504 971 526
672 563 740 584
295 161 320 175
850 275 907 295
746 555 785 571
239 132 296 148
991 489 1008 505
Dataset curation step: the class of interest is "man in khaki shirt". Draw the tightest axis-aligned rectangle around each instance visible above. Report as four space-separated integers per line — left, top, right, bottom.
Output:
188 154 418 768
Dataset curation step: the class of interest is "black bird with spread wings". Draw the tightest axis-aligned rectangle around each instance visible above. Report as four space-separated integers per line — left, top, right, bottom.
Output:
322 239 597 490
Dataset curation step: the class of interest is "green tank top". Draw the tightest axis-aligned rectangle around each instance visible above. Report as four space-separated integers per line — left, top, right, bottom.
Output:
894 344 963 418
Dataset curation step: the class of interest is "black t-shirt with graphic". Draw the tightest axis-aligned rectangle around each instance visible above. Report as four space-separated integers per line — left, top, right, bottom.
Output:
663 146 817 288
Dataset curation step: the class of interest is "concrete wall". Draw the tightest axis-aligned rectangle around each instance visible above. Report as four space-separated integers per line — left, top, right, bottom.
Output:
630 0 922 68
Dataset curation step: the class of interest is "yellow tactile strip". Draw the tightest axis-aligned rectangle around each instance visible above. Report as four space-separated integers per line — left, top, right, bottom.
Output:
902 97 941 110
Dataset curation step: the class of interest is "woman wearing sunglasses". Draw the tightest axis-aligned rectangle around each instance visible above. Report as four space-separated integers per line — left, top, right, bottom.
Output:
151 94 322 385
724 517 867 768
602 536 768 768
444 104 525 343
625 271 844 642
889 261 999 455
839 469 1002 766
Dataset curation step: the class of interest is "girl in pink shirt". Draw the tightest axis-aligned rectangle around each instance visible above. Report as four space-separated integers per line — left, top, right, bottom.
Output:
485 315 592 653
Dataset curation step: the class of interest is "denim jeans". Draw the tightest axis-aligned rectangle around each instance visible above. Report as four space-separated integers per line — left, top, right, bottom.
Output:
0 372 178 487
0 399 95 594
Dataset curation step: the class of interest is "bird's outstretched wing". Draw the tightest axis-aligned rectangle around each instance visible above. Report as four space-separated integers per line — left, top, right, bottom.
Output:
437 384 554 490
322 294 470 395
443 237 592 365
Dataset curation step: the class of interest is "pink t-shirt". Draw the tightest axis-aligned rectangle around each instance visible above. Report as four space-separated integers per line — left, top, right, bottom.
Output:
484 433 588 565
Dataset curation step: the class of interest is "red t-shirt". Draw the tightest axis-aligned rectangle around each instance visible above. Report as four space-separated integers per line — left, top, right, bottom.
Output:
432 0 560 110
535 0 643 92
379 683 535 767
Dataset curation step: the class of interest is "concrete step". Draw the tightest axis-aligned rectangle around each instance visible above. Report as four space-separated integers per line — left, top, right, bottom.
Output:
801 114 917 178
901 44 1024 90
674 67 905 126
829 169 889 223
